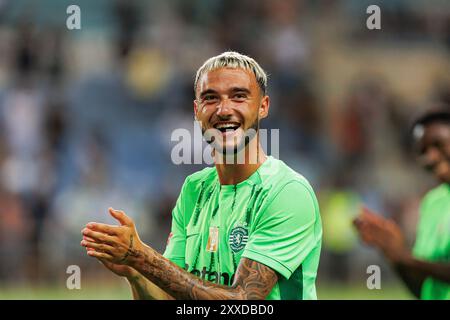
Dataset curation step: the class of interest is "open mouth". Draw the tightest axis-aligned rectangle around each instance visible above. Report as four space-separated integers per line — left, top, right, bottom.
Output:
213 122 241 133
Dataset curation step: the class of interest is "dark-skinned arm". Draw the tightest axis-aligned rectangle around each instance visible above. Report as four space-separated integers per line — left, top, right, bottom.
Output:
389 252 450 298
392 263 424 299
353 207 450 299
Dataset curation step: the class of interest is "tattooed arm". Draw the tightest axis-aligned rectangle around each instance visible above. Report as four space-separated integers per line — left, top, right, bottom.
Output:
88 237 277 299
82 208 278 300
132 246 278 300
96 257 174 300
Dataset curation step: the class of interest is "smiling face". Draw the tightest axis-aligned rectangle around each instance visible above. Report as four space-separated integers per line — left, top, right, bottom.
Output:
194 67 269 155
415 121 450 183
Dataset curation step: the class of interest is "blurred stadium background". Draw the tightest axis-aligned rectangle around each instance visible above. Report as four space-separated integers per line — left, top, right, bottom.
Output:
0 0 449 299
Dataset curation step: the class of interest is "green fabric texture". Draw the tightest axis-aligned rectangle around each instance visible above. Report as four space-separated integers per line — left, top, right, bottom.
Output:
164 156 322 300
413 183 450 300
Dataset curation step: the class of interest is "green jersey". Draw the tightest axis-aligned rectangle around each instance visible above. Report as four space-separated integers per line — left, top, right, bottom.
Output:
163 156 322 300
412 183 450 300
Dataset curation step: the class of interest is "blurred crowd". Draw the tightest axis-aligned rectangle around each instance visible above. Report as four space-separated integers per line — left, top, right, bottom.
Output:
0 0 449 289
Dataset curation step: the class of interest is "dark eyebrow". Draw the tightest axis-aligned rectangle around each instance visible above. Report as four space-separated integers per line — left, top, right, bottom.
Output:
230 87 251 94
199 89 218 99
199 87 251 99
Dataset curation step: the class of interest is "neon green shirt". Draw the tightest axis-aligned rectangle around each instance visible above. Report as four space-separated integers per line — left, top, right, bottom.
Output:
164 156 322 300
412 183 450 300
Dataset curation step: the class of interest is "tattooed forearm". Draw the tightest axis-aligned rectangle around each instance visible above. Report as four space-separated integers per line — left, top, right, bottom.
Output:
232 258 278 299
128 247 278 300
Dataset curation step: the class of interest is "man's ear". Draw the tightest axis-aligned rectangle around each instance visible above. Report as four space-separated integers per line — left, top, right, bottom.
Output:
193 99 199 121
259 95 270 119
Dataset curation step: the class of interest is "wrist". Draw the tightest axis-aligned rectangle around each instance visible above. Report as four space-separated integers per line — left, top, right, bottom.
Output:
128 240 154 268
386 249 412 266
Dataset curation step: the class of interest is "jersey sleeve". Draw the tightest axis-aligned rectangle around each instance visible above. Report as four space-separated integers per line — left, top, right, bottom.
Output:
241 181 320 279
163 177 190 268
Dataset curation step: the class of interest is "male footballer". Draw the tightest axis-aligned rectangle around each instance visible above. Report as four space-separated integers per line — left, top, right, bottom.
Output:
81 51 322 300
354 108 450 299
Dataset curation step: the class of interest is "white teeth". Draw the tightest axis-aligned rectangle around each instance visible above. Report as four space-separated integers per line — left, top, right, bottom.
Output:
215 123 240 129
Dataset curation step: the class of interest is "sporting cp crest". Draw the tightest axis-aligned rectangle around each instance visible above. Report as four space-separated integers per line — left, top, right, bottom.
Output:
228 226 249 253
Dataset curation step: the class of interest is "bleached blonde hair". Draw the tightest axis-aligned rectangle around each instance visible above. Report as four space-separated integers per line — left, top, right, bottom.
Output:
194 51 268 97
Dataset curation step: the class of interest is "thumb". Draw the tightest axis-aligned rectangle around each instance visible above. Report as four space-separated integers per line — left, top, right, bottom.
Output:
109 207 133 226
